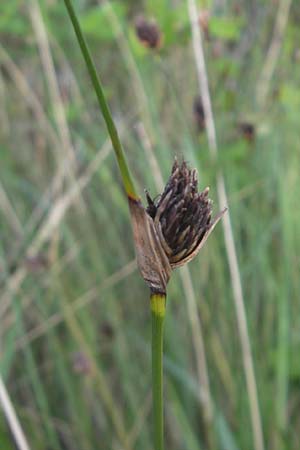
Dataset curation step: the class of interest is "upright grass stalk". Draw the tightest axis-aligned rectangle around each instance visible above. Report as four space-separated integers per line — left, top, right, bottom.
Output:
63 0 139 201
151 293 166 450
63 1 166 447
187 2 264 450
0 376 31 450
63 4 224 450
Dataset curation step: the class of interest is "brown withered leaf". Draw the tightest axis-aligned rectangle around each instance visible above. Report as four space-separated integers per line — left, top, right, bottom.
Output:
129 198 171 295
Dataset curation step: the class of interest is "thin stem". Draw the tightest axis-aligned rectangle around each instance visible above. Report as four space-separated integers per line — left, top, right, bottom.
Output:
187 2 265 450
63 0 139 200
0 376 31 450
256 0 292 109
151 293 166 450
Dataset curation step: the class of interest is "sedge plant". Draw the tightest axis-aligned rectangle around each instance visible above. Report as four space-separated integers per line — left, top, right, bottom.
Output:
63 1 225 449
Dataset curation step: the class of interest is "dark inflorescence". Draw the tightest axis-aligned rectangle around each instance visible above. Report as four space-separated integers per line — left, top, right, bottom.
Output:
135 16 162 49
146 160 213 266
193 96 205 131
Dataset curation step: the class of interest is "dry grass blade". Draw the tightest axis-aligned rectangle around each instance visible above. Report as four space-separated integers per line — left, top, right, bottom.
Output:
0 376 31 450
14 259 136 349
0 69 9 134
126 392 152 448
0 139 113 319
0 45 59 148
58 293 132 450
28 0 78 174
187 1 265 450
256 0 292 108
0 182 22 236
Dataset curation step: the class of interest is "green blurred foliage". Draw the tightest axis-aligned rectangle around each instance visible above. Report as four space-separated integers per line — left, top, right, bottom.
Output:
80 2 126 41
1 0 300 449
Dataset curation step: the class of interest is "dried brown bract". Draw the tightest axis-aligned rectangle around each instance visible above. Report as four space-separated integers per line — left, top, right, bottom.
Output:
134 16 162 49
129 159 226 295
129 198 172 295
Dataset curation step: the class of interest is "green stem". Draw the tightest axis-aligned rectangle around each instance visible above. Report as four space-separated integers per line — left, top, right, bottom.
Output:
63 0 139 201
151 293 166 450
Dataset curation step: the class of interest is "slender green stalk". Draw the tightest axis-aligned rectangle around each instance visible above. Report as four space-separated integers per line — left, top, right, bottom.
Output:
63 4 167 448
151 293 166 450
63 0 139 200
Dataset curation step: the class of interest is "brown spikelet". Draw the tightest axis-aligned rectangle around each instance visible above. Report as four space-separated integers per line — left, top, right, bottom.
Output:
238 122 256 142
134 16 162 49
146 159 225 268
193 96 205 132
129 159 226 294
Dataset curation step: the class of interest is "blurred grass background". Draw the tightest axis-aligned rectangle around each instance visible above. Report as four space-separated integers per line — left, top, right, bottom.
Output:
1 0 300 449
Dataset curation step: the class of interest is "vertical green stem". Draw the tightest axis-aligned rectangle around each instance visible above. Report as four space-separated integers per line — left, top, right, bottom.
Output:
63 0 139 201
151 293 166 450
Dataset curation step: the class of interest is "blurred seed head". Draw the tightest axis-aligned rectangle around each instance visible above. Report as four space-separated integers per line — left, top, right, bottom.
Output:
100 322 115 340
233 4 242 15
134 16 162 49
238 122 255 142
71 351 92 376
24 254 49 272
193 96 205 132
